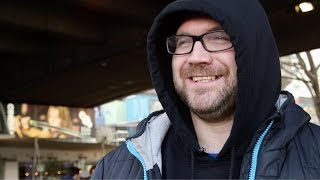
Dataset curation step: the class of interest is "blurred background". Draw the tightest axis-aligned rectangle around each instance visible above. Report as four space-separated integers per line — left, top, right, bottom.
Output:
0 0 319 179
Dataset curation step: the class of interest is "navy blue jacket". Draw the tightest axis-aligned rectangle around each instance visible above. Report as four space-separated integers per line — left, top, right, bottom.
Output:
92 92 320 179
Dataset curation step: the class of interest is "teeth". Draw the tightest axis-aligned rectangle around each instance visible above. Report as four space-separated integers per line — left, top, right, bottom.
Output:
192 76 217 82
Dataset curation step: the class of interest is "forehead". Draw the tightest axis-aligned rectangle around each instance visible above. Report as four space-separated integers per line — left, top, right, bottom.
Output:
176 17 222 35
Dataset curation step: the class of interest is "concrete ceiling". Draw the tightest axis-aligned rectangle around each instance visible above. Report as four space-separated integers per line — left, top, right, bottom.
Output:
0 0 319 107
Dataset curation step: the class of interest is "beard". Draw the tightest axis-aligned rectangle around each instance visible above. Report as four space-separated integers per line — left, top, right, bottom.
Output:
174 65 237 122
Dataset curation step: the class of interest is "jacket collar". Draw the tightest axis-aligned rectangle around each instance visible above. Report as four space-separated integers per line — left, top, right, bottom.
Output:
127 112 171 173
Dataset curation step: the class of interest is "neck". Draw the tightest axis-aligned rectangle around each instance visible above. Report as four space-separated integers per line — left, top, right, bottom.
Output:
191 112 234 154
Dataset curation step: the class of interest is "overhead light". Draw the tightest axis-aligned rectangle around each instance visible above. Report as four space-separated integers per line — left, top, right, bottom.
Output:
295 2 314 13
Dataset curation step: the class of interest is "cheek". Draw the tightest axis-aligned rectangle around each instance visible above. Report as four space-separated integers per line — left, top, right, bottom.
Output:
230 59 237 76
229 61 237 75
228 61 237 84
220 51 237 76
171 57 184 77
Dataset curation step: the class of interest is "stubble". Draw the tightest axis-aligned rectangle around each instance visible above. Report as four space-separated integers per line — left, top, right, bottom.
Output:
174 65 237 122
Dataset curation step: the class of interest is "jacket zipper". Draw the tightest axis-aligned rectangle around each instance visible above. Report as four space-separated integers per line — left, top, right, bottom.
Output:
125 140 148 180
248 120 274 180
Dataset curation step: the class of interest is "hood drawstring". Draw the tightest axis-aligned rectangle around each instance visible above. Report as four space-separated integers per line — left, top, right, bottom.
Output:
191 151 195 179
228 146 236 179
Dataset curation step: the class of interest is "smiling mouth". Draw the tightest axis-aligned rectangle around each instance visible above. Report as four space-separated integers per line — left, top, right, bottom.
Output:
191 76 222 82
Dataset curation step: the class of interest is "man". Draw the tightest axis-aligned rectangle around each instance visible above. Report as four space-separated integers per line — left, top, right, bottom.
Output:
92 0 320 179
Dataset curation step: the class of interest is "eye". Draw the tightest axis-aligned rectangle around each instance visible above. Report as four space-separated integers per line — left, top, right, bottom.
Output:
175 36 193 48
205 31 231 44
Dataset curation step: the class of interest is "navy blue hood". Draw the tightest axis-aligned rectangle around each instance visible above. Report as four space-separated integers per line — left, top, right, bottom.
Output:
147 0 281 152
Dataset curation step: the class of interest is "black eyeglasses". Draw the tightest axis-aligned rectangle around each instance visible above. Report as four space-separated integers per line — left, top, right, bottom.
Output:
166 30 233 55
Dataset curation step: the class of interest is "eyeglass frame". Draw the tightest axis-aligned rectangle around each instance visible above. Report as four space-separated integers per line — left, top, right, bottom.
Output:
166 29 233 55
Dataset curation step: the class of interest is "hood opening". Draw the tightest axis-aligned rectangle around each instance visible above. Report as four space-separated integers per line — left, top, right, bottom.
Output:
147 0 281 164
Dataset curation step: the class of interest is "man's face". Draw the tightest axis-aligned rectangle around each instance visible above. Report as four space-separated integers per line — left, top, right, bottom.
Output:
172 17 237 121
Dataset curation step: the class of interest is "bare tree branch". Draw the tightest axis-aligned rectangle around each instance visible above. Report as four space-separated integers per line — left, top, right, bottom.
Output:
296 53 318 83
281 61 300 67
281 61 305 76
282 51 320 122
281 65 305 80
282 76 310 84
297 68 310 81
307 51 316 71
304 81 316 97
296 53 307 71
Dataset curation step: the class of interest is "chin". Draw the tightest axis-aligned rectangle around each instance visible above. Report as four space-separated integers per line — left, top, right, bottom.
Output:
190 90 219 103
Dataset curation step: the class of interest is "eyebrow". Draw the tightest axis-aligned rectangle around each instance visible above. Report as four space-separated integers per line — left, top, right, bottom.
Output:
176 26 224 36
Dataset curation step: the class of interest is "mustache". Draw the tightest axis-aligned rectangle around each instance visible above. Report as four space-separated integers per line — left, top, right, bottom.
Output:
180 65 227 78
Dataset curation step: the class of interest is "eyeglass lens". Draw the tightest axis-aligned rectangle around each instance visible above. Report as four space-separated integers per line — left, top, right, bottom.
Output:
166 31 232 55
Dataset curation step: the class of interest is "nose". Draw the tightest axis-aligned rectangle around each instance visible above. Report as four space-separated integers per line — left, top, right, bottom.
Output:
187 41 213 64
